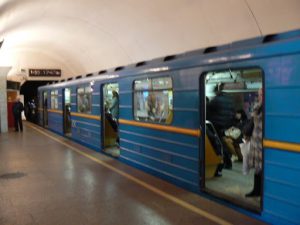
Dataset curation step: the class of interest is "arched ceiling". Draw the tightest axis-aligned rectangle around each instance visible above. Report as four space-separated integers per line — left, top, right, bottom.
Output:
0 0 300 82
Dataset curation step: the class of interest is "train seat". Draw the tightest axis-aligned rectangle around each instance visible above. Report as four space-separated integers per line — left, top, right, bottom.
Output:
205 121 223 179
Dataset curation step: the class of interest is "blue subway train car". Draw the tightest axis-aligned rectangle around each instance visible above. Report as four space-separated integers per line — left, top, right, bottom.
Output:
38 29 300 225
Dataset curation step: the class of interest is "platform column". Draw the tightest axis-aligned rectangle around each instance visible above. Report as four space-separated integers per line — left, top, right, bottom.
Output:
0 67 11 133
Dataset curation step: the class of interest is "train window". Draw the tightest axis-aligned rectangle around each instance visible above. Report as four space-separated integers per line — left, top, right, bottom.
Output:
133 77 173 124
50 90 58 109
77 86 92 114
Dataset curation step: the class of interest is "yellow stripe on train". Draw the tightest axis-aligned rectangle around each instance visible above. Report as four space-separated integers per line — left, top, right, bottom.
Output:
47 109 63 114
263 139 300 153
42 112 201 137
119 119 201 137
70 112 101 120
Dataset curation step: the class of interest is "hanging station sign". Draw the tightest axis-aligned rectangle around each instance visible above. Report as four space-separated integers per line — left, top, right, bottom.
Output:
29 69 61 77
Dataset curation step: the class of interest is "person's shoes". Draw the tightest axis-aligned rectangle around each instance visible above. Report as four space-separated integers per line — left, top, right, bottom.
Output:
214 171 222 177
15 130 19 132
245 190 260 197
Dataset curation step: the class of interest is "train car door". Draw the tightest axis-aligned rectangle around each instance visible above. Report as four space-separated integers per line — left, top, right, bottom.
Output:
201 68 263 212
63 88 72 136
101 83 120 157
43 91 48 127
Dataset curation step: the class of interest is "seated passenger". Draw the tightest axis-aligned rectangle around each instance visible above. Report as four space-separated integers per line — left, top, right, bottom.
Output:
233 109 248 141
223 109 248 161
105 100 118 132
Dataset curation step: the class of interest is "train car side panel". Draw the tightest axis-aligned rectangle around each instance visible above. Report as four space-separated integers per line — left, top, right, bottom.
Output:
118 74 200 191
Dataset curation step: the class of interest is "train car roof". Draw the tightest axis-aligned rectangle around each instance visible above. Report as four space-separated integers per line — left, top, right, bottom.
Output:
38 29 300 91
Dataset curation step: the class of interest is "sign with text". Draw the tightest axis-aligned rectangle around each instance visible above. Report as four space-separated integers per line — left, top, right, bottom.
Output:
29 69 61 77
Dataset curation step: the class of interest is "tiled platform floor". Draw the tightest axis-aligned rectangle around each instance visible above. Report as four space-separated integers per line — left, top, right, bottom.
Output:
0 122 265 225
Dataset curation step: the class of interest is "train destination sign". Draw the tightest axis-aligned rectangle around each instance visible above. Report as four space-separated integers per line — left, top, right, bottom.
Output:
29 69 61 77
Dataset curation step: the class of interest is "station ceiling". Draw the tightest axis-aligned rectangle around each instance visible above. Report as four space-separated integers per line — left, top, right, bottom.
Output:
0 0 300 82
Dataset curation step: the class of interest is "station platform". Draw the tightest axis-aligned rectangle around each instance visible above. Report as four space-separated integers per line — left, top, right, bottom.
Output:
0 122 266 225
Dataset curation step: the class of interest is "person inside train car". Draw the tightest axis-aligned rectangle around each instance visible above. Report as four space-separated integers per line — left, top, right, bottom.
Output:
233 109 248 160
66 104 71 127
234 109 248 134
26 99 37 122
109 90 119 144
81 94 90 112
223 109 248 161
105 90 119 134
146 92 156 121
207 83 235 169
155 96 166 122
13 97 24 132
244 88 263 198
110 90 119 120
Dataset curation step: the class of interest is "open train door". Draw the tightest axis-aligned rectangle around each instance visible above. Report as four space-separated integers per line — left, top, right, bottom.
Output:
63 88 72 136
101 83 120 157
43 91 48 127
200 68 263 212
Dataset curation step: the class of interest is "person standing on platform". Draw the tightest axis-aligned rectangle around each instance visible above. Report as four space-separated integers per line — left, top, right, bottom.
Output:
13 97 24 132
